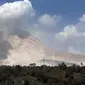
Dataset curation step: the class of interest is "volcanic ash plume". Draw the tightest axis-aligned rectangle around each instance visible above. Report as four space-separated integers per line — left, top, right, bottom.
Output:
0 0 44 65
2 35 45 65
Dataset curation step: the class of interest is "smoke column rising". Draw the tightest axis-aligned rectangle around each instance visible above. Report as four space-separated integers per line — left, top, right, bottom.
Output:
0 0 37 62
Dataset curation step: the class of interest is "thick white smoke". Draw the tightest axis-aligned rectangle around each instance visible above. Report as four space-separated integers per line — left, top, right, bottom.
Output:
0 0 35 61
0 0 47 66
0 0 34 37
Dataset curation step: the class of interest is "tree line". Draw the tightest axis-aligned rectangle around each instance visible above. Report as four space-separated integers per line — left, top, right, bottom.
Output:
0 63 85 85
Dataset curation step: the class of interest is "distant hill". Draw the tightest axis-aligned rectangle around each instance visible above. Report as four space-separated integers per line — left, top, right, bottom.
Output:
36 59 76 66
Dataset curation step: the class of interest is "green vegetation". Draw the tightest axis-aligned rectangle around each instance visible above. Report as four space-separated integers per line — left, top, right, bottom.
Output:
0 63 85 85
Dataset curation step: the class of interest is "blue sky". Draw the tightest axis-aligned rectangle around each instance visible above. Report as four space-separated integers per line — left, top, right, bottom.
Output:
0 0 85 23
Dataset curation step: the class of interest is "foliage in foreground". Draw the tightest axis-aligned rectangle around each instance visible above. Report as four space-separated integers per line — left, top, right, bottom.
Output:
0 63 85 85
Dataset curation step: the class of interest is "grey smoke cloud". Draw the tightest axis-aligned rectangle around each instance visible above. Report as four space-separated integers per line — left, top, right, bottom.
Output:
0 0 34 36
0 0 34 60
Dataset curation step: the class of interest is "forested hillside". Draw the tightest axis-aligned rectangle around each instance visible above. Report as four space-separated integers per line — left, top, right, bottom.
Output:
0 63 85 85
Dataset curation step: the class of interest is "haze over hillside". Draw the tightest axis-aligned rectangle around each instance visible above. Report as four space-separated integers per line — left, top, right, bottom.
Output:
0 35 84 66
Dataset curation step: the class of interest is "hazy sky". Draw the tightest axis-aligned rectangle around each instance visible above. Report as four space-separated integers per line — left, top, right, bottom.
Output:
0 0 85 54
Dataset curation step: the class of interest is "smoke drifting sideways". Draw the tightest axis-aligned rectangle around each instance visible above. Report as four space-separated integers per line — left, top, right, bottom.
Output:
0 0 35 60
